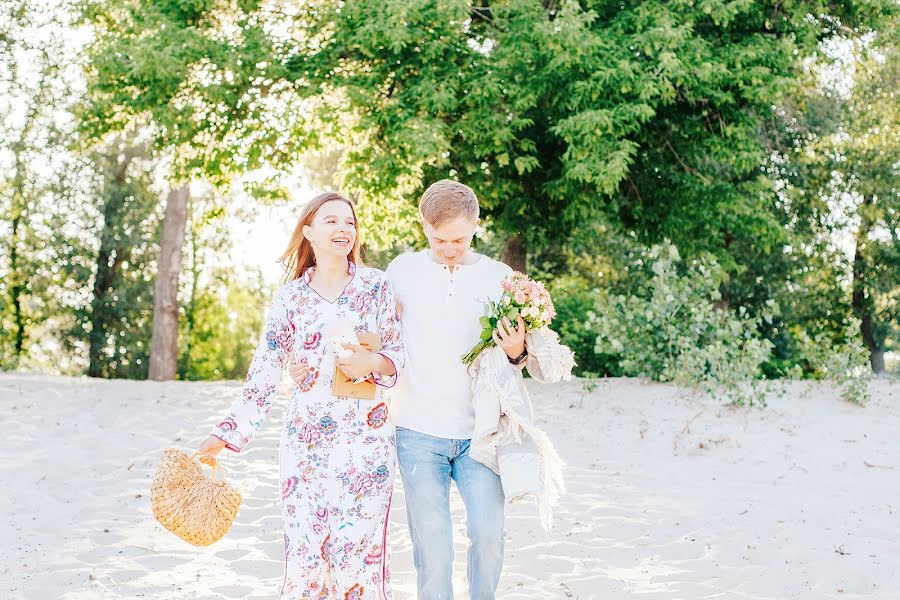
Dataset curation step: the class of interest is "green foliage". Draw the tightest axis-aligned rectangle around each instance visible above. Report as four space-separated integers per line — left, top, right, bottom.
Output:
176 191 272 380
300 0 857 256
1 0 85 369
60 141 162 379
80 0 317 188
0 0 889 386
776 20 899 371
590 242 775 405
531 224 632 377
178 273 269 380
547 274 622 378
792 319 872 404
81 0 896 259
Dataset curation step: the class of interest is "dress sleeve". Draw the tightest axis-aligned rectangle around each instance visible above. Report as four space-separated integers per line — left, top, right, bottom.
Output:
210 288 293 452
372 276 405 388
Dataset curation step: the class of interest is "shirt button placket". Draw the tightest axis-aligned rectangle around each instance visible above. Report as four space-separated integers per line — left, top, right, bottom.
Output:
444 264 455 299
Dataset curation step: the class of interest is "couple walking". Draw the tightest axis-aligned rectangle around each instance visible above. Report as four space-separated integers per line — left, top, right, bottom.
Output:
197 180 541 599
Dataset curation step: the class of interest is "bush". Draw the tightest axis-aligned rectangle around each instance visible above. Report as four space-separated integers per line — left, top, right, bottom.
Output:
532 231 630 378
792 318 872 405
547 273 622 378
589 242 774 405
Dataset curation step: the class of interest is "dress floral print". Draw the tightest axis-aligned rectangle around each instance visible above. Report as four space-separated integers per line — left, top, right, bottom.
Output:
211 262 404 600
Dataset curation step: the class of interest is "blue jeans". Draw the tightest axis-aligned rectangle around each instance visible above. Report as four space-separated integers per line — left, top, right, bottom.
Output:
396 427 505 600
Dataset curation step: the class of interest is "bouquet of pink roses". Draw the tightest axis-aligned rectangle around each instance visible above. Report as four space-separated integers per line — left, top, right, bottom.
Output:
462 272 558 366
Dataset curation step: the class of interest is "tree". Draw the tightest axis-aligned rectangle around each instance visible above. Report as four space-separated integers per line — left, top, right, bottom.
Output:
781 21 899 373
177 190 226 379
843 38 898 373
829 31 897 372
77 140 161 378
81 1 893 274
80 0 286 379
0 0 77 368
79 0 897 382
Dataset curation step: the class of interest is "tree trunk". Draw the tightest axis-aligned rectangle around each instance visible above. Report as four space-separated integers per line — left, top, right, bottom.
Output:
177 211 199 380
10 141 29 362
502 235 527 273
868 348 886 374
9 214 24 360
149 186 189 381
851 195 885 374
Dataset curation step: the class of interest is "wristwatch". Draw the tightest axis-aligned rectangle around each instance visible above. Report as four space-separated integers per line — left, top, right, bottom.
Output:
508 348 528 366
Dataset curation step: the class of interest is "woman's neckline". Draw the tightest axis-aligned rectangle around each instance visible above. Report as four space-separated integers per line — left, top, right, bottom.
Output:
303 261 357 304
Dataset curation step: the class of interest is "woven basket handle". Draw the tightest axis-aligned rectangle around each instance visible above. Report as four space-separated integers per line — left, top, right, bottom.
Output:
190 451 223 480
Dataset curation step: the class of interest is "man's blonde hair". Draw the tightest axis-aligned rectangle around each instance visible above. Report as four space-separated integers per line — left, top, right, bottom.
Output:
419 179 480 227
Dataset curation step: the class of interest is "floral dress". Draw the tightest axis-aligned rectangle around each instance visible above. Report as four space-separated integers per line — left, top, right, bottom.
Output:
211 262 404 600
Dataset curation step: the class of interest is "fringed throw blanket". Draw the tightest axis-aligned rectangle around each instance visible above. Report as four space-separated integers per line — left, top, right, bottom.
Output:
469 327 575 531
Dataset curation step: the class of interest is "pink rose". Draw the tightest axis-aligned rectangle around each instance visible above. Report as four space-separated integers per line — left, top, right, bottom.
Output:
303 332 321 350
300 422 321 448
514 290 527 304
351 473 374 497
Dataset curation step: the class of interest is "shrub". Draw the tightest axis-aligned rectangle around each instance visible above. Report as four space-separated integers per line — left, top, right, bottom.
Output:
589 242 774 405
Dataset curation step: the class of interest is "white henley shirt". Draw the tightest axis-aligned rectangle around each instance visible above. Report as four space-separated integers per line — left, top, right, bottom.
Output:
385 249 513 439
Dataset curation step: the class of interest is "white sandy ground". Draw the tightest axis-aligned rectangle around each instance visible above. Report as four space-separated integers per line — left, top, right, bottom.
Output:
0 373 898 600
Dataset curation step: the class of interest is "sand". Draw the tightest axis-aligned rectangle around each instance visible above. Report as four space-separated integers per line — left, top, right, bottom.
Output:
1 372 897 599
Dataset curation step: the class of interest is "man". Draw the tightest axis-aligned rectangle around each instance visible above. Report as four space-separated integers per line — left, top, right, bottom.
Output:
293 180 532 599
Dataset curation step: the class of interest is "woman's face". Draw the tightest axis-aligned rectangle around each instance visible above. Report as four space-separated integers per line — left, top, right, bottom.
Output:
303 200 357 261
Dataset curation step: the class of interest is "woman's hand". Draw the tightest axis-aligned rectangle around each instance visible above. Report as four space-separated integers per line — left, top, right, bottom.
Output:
493 315 526 359
196 435 226 466
335 344 376 381
288 356 311 388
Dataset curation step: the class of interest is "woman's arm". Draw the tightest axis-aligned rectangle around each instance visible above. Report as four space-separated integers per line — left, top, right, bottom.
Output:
335 350 397 381
335 278 405 385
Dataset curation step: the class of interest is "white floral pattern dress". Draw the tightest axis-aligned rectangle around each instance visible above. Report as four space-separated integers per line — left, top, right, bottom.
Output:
211 262 404 600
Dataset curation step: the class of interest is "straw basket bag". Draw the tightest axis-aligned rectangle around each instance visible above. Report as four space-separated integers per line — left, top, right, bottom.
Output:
151 447 242 546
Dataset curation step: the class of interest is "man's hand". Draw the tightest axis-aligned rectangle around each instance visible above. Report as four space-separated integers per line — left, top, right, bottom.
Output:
493 315 526 359
335 343 376 381
288 355 311 388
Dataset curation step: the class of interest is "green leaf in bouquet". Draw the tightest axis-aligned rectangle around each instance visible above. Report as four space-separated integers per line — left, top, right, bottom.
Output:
508 307 519 321
480 316 491 328
481 328 493 341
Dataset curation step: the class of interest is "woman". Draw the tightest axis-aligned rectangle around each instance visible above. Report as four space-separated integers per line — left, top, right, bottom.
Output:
197 192 404 600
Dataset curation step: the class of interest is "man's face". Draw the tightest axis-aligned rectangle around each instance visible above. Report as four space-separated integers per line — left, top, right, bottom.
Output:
422 216 479 266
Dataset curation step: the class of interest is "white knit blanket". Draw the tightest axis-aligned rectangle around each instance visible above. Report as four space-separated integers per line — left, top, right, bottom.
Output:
469 327 575 531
